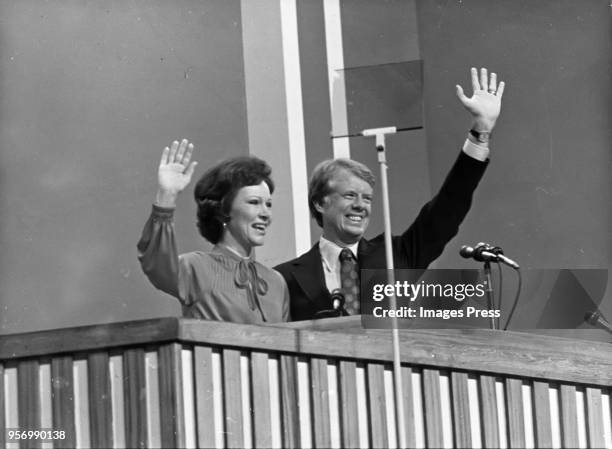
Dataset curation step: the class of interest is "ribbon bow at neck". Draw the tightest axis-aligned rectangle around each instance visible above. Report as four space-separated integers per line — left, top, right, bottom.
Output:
234 258 269 321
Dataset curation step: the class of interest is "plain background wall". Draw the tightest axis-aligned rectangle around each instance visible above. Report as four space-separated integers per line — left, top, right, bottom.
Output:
0 0 249 333
0 0 609 333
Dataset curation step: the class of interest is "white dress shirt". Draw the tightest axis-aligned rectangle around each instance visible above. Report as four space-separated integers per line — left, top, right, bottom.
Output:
319 237 359 293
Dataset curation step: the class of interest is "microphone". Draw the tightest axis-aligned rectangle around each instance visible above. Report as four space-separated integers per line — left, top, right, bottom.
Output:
460 243 520 269
584 311 612 335
331 288 345 311
314 289 347 319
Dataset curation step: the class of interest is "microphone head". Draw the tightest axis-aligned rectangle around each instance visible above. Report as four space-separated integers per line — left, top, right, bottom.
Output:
585 311 600 325
330 288 345 309
459 245 474 258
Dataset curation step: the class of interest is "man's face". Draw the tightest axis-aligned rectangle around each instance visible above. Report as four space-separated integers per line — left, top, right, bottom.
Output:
316 169 373 246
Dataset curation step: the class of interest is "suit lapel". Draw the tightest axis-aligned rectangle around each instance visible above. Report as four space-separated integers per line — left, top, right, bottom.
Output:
291 243 331 306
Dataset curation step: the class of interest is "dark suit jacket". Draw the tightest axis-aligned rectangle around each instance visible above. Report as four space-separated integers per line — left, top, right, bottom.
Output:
275 151 488 321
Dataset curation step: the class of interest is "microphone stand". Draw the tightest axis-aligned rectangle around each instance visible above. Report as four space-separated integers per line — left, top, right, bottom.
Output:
363 126 407 448
483 260 496 330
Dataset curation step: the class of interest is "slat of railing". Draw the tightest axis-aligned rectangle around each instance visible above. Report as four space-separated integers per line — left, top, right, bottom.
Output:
51 356 76 447
366 363 387 448
422 368 444 448
451 371 472 448
74 358 91 447
0 363 5 449
479 374 500 448
532 380 552 448
401 365 417 448
144 350 161 448
586 387 605 448
87 351 113 448
222 348 243 448
194 345 216 448
158 343 185 448
310 357 331 448
339 360 359 448
559 384 579 448
505 377 525 448
123 348 147 448
251 351 272 448
280 354 300 448
17 360 40 449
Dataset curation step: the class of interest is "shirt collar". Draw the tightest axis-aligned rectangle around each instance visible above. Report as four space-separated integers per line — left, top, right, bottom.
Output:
319 236 359 271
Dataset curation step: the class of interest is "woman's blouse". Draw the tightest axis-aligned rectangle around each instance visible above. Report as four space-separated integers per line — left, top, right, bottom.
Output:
137 205 290 323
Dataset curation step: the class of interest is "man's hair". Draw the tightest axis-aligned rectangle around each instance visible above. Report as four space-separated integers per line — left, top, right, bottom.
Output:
194 156 274 243
308 158 375 227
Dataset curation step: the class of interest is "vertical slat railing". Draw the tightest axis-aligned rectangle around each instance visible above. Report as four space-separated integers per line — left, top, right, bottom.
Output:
560 384 579 448
532 380 553 448
123 348 147 448
280 354 300 448
586 387 605 449
505 377 526 448
366 363 387 448
451 371 472 448
479 374 500 448
339 360 359 448
0 363 5 449
194 345 217 449
222 348 243 448
251 351 272 448
158 343 185 448
51 356 76 448
423 368 444 448
400 365 417 448
309 357 331 448
87 351 113 448
17 360 40 449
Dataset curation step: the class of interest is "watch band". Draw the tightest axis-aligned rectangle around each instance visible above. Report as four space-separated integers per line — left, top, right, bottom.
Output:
469 128 491 144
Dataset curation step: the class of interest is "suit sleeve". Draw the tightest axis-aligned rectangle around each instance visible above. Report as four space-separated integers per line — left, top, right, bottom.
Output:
394 151 488 268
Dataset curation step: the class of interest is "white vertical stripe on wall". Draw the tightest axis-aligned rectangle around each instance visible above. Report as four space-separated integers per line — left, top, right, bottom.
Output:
467 376 483 449
439 373 454 448
212 350 225 449
549 386 561 449
39 363 53 449
279 0 312 255
182 349 196 449
327 362 341 448
5 367 18 449
496 380 508 449
109 355 126 449
73 359 91 448
602 392 612 449
297 358 312 448
522 383 535 448
355 364 369 447
145 351 161 448
383 366 397 448
322 0 350 159
267 357 282 449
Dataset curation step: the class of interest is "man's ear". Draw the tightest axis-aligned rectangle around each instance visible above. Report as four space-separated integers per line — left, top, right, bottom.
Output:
313 198 326 214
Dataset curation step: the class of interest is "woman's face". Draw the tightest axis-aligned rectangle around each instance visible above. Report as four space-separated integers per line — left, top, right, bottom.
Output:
223 181 272 256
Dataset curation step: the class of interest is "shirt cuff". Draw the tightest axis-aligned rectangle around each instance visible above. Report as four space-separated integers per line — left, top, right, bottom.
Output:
462 139 490 162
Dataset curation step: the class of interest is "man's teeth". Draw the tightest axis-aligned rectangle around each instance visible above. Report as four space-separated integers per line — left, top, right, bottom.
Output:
347 215 363 222
253 224 266 231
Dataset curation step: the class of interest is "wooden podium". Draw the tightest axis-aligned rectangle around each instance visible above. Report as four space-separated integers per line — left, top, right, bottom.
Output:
1 317 611 448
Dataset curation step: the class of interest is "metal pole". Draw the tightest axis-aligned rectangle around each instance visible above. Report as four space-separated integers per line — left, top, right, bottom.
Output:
372 130 407 449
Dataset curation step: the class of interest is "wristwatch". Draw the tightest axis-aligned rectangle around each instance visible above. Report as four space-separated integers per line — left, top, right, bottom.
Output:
469 128 491 144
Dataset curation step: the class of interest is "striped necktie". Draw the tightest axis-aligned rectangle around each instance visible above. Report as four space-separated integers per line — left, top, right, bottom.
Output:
339 248 360 315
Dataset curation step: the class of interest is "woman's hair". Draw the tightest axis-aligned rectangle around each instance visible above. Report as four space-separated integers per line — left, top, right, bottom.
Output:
194 156 274 243
308 158 375 227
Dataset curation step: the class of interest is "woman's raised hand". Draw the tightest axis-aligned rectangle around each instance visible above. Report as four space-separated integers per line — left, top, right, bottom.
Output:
155 139 198 207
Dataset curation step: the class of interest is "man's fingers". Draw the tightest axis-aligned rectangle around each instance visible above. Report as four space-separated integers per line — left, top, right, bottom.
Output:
480 67 488 92
160 146 170 166
168 140 179 163
455 85 469 104
489 73 497 93
470 67 479 92
496 81 505 99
